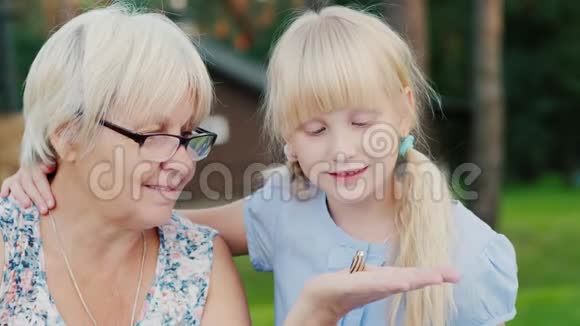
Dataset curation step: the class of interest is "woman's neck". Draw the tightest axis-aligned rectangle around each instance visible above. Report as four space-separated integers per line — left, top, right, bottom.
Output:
42 168 146 267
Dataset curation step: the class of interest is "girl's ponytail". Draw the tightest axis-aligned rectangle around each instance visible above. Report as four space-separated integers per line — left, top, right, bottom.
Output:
389 147 456 326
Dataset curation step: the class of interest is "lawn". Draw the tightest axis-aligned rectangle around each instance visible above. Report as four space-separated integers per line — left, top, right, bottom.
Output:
233 176 580 325
501 177 580 325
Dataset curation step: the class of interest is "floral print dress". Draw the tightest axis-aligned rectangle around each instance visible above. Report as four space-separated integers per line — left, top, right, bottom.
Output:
0 196 217 325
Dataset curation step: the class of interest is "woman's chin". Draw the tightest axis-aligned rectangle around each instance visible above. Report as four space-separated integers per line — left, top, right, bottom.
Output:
138 206 175 227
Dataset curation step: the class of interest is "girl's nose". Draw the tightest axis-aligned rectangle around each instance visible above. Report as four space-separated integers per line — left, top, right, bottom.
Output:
330 132 358 161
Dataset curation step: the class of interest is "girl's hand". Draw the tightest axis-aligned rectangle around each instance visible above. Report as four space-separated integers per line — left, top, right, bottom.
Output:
0 163 56 214
285 265 460 326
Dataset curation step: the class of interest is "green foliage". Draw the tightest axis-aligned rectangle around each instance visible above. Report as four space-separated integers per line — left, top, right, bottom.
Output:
503 1 580 181
1 1 45 110
177 0 300 61
4 0 578 180
429 1 580 182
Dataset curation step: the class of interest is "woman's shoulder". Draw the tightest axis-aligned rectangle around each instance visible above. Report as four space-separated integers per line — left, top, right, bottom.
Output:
0 196 39 232
165 212 219 250
0 197 42 285
145 213 219 322
0 196 24 219
155 213 219 279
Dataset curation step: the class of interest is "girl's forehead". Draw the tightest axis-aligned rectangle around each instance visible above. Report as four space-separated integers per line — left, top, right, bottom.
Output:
274 72 408 138
297 100 403 125
304 108 381 121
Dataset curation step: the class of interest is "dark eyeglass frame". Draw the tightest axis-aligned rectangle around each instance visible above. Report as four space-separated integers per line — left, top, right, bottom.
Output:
100 120 217 159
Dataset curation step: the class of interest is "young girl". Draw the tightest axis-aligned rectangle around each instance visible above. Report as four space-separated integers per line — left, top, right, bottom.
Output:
2 5 517 326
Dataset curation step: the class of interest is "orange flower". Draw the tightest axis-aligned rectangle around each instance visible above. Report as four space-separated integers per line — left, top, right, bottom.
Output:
214 19 230 40
234 33 251 51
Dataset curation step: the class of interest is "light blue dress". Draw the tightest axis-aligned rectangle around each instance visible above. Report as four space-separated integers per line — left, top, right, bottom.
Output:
244 172 518 326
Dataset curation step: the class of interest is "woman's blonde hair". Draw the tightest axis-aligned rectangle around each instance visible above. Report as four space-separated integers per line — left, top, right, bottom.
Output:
264 6 455 326
20 2 213 166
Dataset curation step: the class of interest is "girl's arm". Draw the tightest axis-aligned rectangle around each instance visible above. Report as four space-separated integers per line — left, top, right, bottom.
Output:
0 165 56 214
201 235 251 325
0 165 250 256
176 201 249 256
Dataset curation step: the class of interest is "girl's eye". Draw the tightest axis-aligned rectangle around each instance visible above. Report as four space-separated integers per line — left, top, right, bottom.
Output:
352 121 370 127
307 127 326 135
181 131 194 137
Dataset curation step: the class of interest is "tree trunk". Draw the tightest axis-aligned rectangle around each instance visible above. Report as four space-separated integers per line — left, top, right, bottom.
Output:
41 0 58 34
58 0 80 23
41 0 80 33
471 0 504 229
383 1 445 162
384 0 429 72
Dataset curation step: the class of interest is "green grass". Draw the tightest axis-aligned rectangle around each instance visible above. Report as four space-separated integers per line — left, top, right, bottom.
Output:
234 257 275 325
234 176 580 325
501 177 580 326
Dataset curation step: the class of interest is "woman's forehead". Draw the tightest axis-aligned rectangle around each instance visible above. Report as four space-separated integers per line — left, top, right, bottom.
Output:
112 104 197 131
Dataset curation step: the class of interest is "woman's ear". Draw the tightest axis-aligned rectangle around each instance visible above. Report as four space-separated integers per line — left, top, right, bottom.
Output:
49 130 78 163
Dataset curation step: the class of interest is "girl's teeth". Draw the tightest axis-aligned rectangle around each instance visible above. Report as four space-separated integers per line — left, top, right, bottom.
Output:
337 169 361 176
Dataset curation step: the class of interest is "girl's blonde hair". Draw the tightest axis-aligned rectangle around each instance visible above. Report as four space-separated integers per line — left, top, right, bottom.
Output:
265 6 455 326
20 3 213 166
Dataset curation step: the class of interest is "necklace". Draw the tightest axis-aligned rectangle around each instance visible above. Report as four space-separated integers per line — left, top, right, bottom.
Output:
383 234 392 244
48 212 146 326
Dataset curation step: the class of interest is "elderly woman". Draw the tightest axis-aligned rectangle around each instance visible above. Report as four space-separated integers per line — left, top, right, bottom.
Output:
0 4 248 325
0 4 458 326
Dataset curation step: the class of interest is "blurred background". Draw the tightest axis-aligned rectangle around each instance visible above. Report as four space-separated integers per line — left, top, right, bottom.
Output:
0 0 579 324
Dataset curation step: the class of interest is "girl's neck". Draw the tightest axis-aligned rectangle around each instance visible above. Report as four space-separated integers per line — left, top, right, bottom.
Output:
326 183 398 244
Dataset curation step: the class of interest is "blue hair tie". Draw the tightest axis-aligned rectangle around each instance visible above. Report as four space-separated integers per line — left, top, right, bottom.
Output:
398 135 415 159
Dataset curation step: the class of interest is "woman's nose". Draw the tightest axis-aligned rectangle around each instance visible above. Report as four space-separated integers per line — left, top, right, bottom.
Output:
162 145 195 176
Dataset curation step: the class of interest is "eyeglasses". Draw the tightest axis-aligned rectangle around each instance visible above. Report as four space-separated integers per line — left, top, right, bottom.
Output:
100 120 217 162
